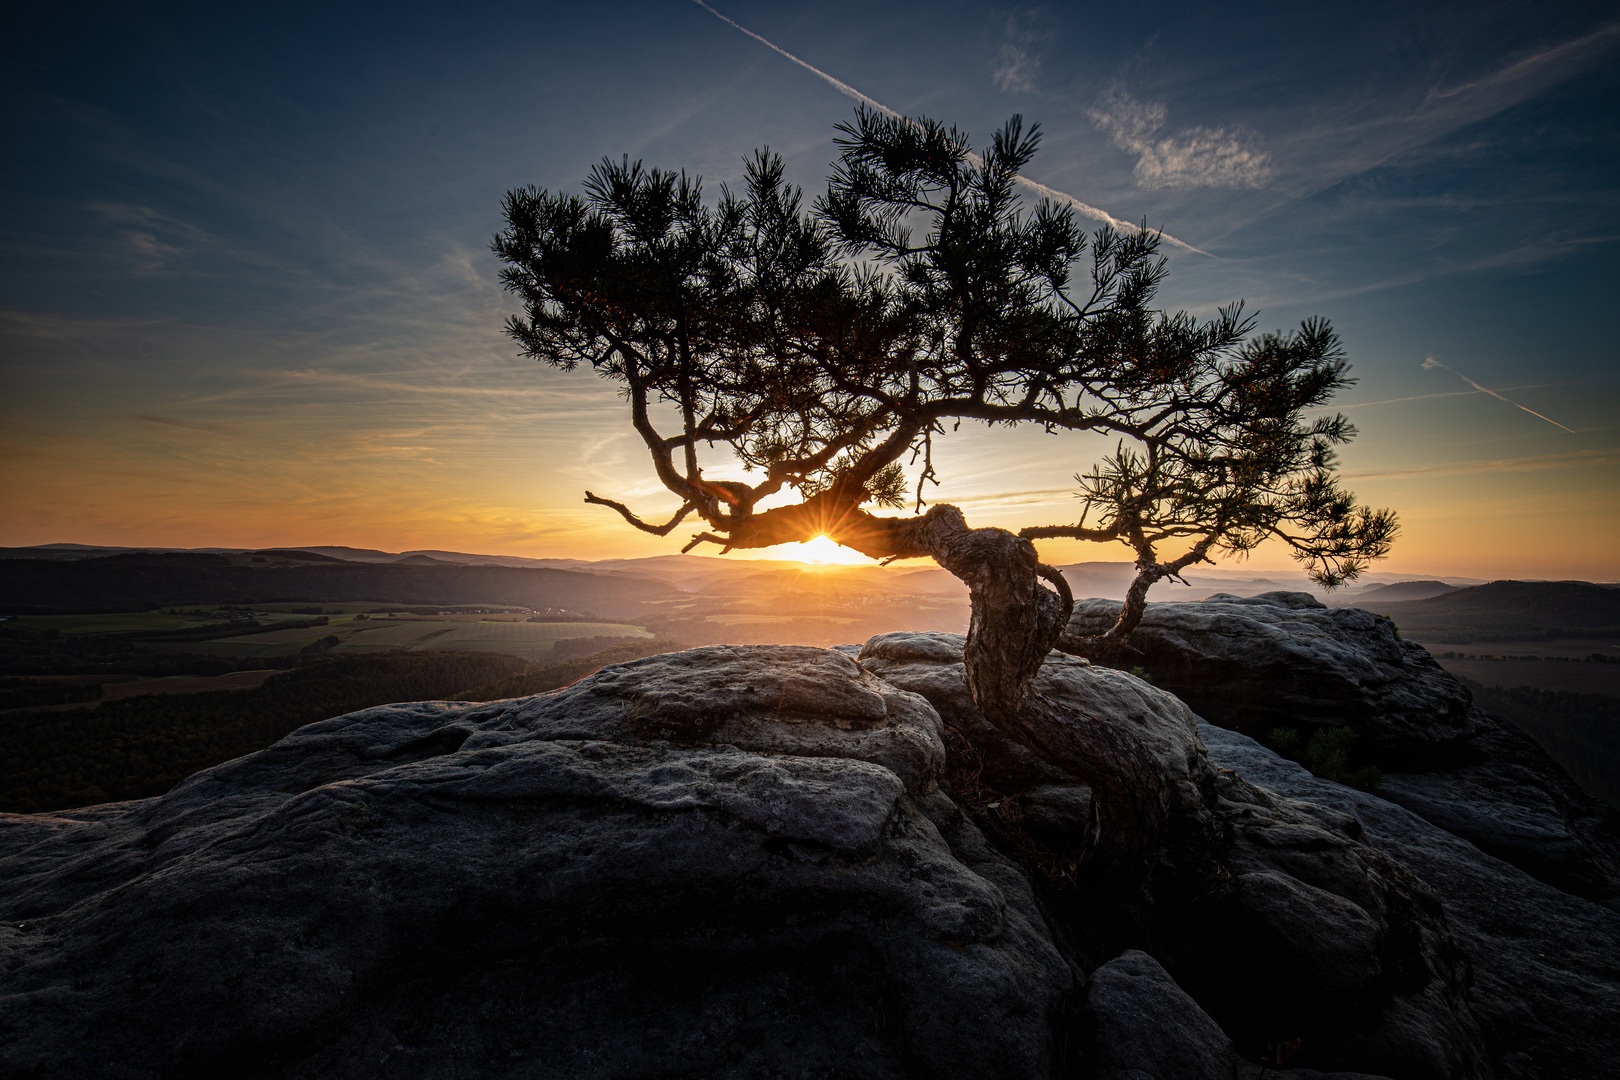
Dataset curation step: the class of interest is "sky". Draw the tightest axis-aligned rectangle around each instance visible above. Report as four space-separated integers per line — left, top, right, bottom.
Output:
2 0 1617 580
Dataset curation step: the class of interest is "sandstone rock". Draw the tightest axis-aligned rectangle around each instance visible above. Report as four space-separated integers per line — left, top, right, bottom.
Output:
1201 721 1620 1080
1377 722 1620 910
1087 950 1395 1080
859 630 1213 826
4 630 1614 1080
1088 949 1234 1080
1067 593 1620 906
859 631 1490 1079
0 646 1070 1080
1065 592 1488 752
1181 763 1490 1080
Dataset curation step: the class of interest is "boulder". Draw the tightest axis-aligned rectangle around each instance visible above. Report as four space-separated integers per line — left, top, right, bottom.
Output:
0 646 1072 1080
1068 593 1620 905
1065 592 1488 753
1377 722 1620 910
1087 950 1394 1080
1087 949 1234 1080
859 632 1490 1079
4 629 1615 1080
1201 722 1620 1080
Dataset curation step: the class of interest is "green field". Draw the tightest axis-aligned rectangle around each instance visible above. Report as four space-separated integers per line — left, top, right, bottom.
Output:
10 610 336 636
192 616 650 661
13 612 229 635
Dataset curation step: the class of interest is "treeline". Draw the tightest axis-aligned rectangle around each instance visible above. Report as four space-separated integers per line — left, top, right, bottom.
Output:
0 625 274 678
0 651 525 814
0 678 105 710
0 554 674 617
1462 677 1620 810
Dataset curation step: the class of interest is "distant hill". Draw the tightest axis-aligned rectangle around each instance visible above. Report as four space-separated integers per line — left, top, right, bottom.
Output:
0 555 677 619
1350 580 1457 604
250 549 349 563
1378 581 1620 643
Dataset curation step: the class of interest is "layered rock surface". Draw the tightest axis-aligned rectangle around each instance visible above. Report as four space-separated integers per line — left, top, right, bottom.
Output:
3 617 1617 1078
1069 591 1620 909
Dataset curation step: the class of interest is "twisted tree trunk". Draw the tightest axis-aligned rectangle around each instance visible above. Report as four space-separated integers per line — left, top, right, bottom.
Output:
698 498 1074 726
665 494 1175 887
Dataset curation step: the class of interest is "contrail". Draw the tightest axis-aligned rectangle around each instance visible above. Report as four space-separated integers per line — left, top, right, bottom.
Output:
1422 357 1574 432
688 0 1210 257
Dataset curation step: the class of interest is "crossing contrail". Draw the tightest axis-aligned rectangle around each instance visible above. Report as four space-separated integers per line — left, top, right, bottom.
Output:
1422 357 1574 432
688 0 1210 257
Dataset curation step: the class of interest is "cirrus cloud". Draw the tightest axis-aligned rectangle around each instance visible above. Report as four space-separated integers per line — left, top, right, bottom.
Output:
1089 86 1274 190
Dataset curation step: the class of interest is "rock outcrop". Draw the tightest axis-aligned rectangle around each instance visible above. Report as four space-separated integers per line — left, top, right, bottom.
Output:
1065 591 1488 753
1202 723 1620 1080
864 631 1489 1079
1068 591 1620 909
2 647 1071 1080
3 617 1618 1078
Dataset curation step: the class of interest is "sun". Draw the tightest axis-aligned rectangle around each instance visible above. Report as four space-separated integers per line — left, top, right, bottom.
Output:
779 535 874 566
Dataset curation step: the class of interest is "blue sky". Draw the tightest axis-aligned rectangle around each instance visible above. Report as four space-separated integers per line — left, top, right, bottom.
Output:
3 1 1616 577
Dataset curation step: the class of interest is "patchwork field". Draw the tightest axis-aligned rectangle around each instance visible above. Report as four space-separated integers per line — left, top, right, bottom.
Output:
194 616 650 661
11 612 223 635
1435 657 1620 696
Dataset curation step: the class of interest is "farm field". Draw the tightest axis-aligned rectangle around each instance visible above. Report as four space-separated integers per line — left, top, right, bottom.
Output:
11 612 222 635
9 610 343 636
704 613 859 627
193 615 650 661
337 619 651 660
0 670 285 713
1434 657 1620 696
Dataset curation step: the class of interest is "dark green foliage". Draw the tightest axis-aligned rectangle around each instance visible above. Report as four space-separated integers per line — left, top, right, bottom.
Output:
0 678 103 710
1262 725 1383 792
0 555 673 613
297 634 342 660
454 639 688 702
0 651 526 814
1462 677 1620 809
493 106 1392 660
0 625 274 678
547 634 659 660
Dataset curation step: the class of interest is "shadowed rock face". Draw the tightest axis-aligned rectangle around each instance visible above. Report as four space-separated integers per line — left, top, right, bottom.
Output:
1 633 1616 1079
863 631 1490 1080
1066 592 1620 909
1202 723 1620 1080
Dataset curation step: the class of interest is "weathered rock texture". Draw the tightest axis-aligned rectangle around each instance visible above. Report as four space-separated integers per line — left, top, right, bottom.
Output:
2 647 1071 1080
1202 723 1620 1080
1068 591 1620 910
3 617 1618 1079
864 631 1489 1079
1066 591 1488 752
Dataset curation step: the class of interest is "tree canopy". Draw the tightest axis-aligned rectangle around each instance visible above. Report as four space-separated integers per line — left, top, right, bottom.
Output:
494 107 1395 728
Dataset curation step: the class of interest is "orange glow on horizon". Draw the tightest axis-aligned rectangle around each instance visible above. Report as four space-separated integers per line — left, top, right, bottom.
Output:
766 535 877 566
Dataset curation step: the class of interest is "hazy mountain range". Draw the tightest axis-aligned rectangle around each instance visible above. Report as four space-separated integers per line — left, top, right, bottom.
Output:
0 542 1505 601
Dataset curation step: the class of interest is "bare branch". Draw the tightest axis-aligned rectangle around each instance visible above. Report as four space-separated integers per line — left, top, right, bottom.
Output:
583 492 694 536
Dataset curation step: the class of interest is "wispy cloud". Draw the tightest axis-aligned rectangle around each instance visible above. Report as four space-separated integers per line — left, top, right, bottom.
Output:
1332 383 1561 410
1424 22 1620 106
992 9 1050 94
1421 357 1575 432
687 0 1209 255
1089 86 1274 191
1278 22 1620 198
133 414 229 434
1346 447 1616 481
